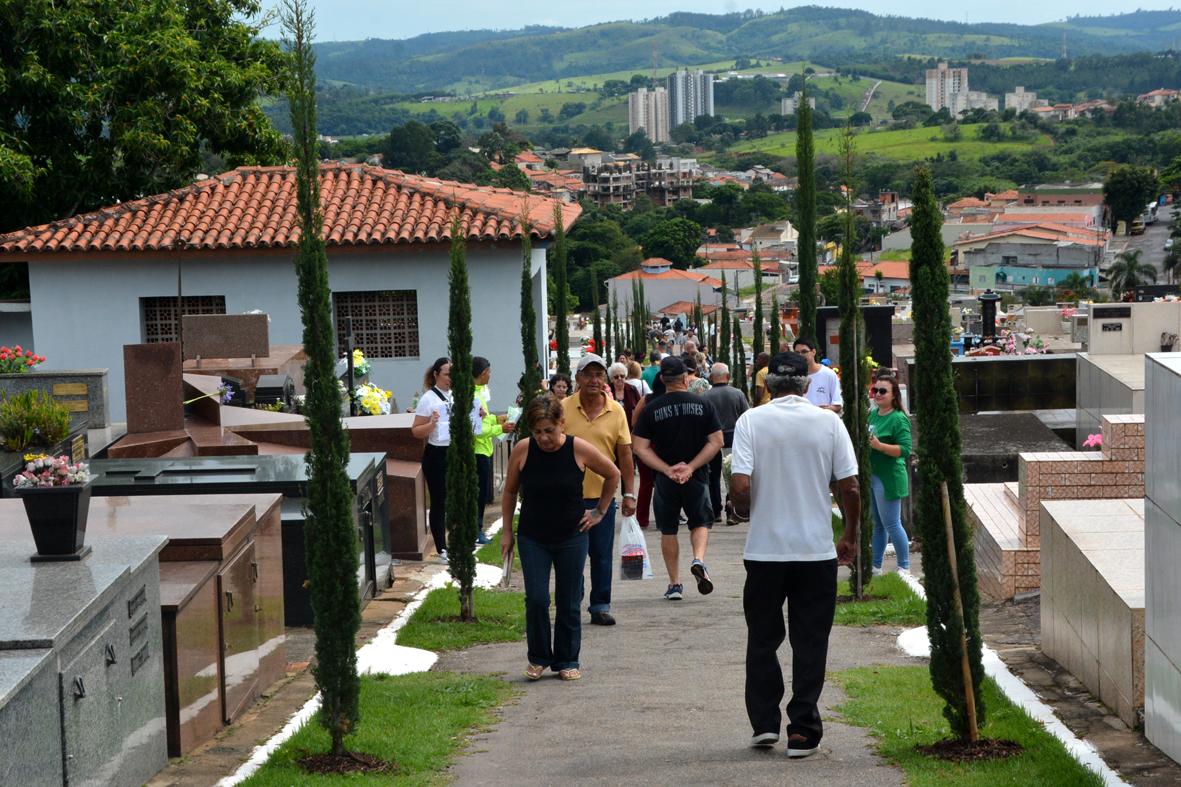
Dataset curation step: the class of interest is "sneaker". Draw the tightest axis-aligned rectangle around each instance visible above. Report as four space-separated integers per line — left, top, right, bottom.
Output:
787 734 819 758
751 732 779 748
436 549 449 564
589 611 616 626
475 532 491 545
690 560 714 595
664 583 684 600
885 543 896 556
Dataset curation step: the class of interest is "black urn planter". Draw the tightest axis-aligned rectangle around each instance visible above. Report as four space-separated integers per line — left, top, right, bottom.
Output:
16 482 92 560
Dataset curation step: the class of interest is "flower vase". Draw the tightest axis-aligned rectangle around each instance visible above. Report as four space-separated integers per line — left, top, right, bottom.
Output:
17 482 92 561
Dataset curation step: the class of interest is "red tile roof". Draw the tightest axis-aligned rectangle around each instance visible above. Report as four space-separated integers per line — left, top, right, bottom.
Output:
819 260 911 280
0 163 581 257
953 222 1108 248
612 268 723 286
658 300 719 315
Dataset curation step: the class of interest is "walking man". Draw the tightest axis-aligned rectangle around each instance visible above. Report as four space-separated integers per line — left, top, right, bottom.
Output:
791 337 843 414
632 356 724 600
702 362 749 523
561 354 637 626
729 351 861 758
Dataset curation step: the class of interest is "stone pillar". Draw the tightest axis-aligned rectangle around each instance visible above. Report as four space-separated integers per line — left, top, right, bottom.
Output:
123 343 184 433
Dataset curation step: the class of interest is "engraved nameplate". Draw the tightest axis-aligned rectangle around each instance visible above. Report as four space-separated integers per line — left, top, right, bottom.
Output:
130 644 149 676
53 383 88 396
71 435 85 463
1102 323 1124 332
127 585 147 618
1093 306 1131 319
129 614 148 646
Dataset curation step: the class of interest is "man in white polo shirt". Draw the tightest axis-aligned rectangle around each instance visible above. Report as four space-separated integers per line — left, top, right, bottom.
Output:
791 337 843 414
729 350 861 759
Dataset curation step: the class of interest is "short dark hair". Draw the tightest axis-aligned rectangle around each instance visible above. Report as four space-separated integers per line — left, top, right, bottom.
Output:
649 351 661 363
472 356 490 376
792 337 818 353
525 395 565 431
548 372 572 390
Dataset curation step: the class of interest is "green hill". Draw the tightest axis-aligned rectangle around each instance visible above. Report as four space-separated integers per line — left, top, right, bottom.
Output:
724 123 1053 162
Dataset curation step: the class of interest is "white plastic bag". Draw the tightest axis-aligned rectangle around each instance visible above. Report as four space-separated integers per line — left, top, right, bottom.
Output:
618 514 653 580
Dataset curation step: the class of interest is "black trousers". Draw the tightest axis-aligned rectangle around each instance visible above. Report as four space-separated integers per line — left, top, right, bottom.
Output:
422 443 449 554
475 453 493 532
743 559 838 743
707 432 733 520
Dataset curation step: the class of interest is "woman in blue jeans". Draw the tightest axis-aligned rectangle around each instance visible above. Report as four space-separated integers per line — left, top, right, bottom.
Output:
502 395 620 681
867 375 912 572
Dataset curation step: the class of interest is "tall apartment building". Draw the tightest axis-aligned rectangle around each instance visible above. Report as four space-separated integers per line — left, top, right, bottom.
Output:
780 92 816 115
666 69 715 128
925 61 969 111
627 87 670 143
1005 86 1038 113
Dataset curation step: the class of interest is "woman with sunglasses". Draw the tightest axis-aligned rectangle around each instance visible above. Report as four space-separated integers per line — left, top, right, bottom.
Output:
607 361 641 424
867 375 912 573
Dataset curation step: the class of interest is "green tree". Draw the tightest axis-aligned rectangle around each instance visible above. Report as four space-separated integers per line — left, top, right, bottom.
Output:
752 250 765 356
769 289 781 353
1107 249 1157 297
732 315 748 399
283 0 359 758
383 120 440 173
642 217 703 268
1055 271 1094 299
796 81 819 342
910 163 986 740
1103 165 1158 231
517 227 542 437
445 219 479 619
605 293 615 363
552 204 571 376
1018 284 1054 306
693 293 704 344
818 267 841 306
592 272 604 353
720 272 732 370
0 0 287 234
490 163 531 192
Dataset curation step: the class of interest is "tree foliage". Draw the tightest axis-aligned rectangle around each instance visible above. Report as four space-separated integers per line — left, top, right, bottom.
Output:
1103 165 1158 230
1 0 287 233
720 272 732 370
552 204 571 375
796 81 819 342
283 0 359 757
910 164 986 740
732 315 748 400
752 249 765 357
641 217 702 268
1107 249 1157 296
517 228 542 437
769 289 781 354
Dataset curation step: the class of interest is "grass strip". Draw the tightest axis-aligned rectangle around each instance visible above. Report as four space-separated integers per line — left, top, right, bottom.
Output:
474 527 521 573
834 572 927 627
833 665 1104 787
397 585 525 652
241 672 515 786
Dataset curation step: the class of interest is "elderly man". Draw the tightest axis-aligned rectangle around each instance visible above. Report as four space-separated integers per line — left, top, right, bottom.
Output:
729 351 861 758
561 354 637 626
632 356 724 600
702 362 749 522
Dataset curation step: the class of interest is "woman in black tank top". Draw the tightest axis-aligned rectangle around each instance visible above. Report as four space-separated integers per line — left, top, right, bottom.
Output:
501 395 621 681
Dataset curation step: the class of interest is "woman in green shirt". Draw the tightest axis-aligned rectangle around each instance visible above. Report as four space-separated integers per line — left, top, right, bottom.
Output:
867 375 911 572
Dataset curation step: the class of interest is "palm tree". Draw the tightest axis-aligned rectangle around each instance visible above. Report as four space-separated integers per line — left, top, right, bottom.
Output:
1106 249 1157 297
1055 271 1093 299
1164 248 1181 285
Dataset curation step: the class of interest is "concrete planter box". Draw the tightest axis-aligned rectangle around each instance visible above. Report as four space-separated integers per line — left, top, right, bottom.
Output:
0 369 109 429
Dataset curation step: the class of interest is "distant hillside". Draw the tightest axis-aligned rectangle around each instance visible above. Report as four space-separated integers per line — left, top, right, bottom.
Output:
307 7 1181 94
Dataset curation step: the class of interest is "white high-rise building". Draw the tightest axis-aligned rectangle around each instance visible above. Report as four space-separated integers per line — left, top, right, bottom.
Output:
1005 86 1038 113
780 92 816 115
627 87 670 143
666 69 715 128
925 61 969 111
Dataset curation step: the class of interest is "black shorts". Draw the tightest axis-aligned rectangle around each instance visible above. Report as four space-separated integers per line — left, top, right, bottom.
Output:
653 474 714 535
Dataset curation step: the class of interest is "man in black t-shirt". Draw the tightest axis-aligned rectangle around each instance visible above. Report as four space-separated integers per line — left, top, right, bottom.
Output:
633 356 724 600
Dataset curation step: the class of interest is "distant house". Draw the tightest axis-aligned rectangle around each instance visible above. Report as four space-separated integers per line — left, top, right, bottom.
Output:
952 223 1106 292
0 164 579 419
1018 183 1105 208
698 256 786 290
1137 88 1180 108
819 260 910 293
605 258 726 313
736 220 799 254
514 150 546 171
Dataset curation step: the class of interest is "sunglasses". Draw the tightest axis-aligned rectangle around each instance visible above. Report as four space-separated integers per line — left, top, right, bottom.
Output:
872 387 891 395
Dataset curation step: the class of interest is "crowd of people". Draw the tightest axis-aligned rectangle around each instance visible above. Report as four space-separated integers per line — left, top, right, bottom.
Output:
416 318 913 757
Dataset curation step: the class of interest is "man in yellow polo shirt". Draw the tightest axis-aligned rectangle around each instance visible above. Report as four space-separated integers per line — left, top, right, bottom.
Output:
562 353 637 627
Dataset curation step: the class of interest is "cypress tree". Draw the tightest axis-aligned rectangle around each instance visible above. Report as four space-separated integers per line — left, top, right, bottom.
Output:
732 315 747 399
836 125 874 594
592 271 603 354
445 219 479 620
796 79 818 343
752 249 765 357
769 289 781 354
552 204 570 375
693 292 704 344
516 227 541 438
604 292 614 364
283 0 359 757
911 164 987 738
720 272 732 370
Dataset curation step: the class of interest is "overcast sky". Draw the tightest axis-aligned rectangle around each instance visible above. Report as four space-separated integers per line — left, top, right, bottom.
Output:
256 0 1177 41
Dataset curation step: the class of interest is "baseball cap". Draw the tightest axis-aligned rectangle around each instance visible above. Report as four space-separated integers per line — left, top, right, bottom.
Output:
576 353 607 373
659 355 686 377
768 351 809 377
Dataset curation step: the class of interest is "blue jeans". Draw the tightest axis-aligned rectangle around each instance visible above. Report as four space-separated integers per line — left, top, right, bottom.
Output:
870 475 910 570
518 532 589 670
585 499 617 613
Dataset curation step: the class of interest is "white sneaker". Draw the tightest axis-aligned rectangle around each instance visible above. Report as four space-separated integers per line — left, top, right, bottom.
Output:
885 543 896 556
436 549 449 564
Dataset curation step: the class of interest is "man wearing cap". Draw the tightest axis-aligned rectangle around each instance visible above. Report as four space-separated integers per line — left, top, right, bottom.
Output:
728 351 861 758
632 356 724 600
561 354 637 627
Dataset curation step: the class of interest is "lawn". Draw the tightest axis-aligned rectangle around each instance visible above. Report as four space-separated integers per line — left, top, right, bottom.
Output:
240 673 515 786
725 123 1050 162
475 525 521 574
834 666 1105 786
834 572 927 627
396 585 526 652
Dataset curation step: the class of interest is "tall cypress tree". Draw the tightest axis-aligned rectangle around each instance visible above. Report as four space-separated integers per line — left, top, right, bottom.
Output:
592 271 603 354
911 164 987 738
752 249 765 357
446 219 479 620
283 0 358 757
719 271 731 370
517 227 541 438
769 289 781 354
796 79 818 343
732 314 748 399
552 204 570 375
836 125 874 594
604 292 614 363
693 292 704 344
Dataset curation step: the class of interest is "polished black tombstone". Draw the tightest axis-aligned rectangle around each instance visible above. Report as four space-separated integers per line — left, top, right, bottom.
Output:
86 454 389 626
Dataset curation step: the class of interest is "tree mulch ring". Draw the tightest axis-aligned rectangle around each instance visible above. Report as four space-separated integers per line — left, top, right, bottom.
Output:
916 738 1024 762
297 751 395 775
836 594 889 603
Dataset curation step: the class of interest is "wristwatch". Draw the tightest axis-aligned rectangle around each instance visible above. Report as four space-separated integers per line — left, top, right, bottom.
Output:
622 492 637 500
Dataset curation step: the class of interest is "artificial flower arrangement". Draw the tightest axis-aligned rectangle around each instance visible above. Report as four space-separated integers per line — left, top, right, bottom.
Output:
1082 433 1103 449
1059 307 1078 320
352 383 392 416
13 454 91 488
352 349 371 377
0 346 45 374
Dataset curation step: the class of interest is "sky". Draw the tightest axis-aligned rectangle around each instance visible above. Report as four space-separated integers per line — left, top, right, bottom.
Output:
256 0 1178 42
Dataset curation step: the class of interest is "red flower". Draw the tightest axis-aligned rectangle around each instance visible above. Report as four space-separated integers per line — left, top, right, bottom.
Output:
14 345 22 354
25 359 34 366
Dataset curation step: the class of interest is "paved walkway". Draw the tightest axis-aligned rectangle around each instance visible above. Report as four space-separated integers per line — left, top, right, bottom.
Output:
439 521 921 786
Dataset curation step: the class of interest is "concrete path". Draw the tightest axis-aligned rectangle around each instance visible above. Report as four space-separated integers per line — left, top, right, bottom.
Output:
439 521 920 786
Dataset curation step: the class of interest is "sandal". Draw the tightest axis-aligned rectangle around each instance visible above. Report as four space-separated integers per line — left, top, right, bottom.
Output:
525 664 545 681
558 668 582 681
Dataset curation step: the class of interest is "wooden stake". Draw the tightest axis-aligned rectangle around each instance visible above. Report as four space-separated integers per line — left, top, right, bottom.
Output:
941 480 979 742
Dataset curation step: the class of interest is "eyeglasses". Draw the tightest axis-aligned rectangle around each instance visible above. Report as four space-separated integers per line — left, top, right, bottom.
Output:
872 387 891 395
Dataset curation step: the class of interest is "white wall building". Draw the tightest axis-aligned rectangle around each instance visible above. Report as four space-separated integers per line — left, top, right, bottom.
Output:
780 92 816 115
925 61 969 111
627 87 670 143
667 69 715 127
1005 86 1039 113
606 258 724 314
